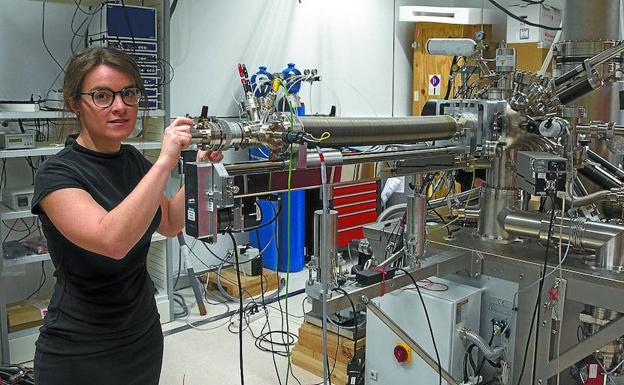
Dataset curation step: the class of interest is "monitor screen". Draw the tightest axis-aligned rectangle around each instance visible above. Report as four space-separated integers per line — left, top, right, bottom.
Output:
106 4 157 40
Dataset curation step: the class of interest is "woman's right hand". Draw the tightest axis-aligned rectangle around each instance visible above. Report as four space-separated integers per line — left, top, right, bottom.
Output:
157 117 195 170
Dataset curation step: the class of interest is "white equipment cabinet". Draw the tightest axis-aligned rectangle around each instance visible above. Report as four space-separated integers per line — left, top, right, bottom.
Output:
365 278 483 385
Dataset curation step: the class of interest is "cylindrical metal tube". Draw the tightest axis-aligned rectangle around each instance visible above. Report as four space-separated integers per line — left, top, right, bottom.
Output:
557 0 622 124
556 79 595 105
376 187 480 222
306 149 343 168
313 209 338 284
502 210 624 270
580 164 624 190
478 188 521 242
223 145 462 176
460 329 505 361
587 150 624 180
406 194 427 261
300 116 459 147
425 38 477 57
561 0 620 41
566 190 611 207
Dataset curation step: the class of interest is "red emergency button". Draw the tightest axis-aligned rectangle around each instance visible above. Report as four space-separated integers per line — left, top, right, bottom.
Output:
393 342 412 364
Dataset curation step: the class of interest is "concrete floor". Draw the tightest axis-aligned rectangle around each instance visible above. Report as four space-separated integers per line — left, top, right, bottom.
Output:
160 270 324 385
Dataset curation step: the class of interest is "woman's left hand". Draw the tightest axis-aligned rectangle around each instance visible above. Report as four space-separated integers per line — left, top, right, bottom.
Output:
197 150 224 163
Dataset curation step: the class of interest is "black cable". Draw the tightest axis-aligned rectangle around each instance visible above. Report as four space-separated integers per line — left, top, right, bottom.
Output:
332 287 358 354
257 260 282 385
156 58 176 87
230 198 282 234
444 56 458 100
487 0 561 31
531 201 557 385
255 227 282 384
41 0 65 73
119 0 137 51
332 287 364 383
515 197 557 385
170 0 179 18
26 261 47 300
173 293 189 318
398 268 442 385
227 231 245 385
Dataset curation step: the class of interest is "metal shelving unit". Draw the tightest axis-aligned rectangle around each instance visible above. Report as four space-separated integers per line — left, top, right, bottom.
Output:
0 0 173 365
0 140 162 159
0 109 165 121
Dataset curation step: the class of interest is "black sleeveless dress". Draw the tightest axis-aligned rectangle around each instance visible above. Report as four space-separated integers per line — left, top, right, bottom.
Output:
31 136 163 385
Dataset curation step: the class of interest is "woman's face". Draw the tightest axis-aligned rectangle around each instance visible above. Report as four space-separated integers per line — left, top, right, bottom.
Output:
72 64 139 145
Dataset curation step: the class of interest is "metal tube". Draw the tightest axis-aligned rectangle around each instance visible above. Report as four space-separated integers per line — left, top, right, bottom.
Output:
377 188 479 223
300 116 459 147
502 210 624 270
460 329 505 361
587 149 624 180
562 0 620 41
223 145 462 176
364 298 460 385
566 190 611 207
314 210 338 285
580 164 624 190
406 193 427 262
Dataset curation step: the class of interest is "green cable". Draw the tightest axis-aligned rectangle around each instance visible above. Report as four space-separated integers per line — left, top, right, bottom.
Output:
276 81 296 385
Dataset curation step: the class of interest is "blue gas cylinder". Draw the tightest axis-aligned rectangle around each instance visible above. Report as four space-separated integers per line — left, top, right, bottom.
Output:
250 199 279 271
282 63 302 94
250 66 273 98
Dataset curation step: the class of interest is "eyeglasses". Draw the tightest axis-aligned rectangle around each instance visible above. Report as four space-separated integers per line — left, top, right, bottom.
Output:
80 87 142 109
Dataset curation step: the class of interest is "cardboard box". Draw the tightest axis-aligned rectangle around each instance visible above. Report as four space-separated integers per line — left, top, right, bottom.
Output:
7 297 50 333
506 4 561 48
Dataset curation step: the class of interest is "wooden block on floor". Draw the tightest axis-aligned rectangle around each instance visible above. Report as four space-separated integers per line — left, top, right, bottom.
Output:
297 322 365 364
292 344 348 385
292 322 366 383
205 267 279 299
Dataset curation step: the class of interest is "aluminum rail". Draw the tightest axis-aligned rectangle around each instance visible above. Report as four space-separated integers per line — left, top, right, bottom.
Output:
299 116 460 147
576 124 624 137
223 145 463 176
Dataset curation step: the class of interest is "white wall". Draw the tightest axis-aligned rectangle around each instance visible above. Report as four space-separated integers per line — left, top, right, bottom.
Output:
0 0 78 100
170 0 395 118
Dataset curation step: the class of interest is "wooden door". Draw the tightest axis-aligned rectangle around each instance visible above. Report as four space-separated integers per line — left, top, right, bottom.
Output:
412 23 492 116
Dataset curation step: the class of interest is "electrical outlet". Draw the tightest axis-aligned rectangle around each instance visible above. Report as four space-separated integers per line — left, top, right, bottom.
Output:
367 369 378 382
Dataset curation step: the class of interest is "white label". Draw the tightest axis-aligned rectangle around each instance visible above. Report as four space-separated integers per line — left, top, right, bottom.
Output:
428 74 442 96
589 364 598 378
496 54 516 67
413 91 420 102
208 200 214 212
519 28 530 40
187 208 196 221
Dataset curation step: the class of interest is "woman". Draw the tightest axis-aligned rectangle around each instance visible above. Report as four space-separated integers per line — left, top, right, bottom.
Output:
31 47 219 384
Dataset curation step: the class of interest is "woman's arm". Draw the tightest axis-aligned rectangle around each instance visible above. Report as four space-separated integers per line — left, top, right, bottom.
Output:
39 117 195 259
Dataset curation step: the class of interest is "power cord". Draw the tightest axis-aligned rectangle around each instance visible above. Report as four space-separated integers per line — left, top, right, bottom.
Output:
398 268 442 385
515 196 557 385
332 287 364 384
227 230 246 385
487 0 561 31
